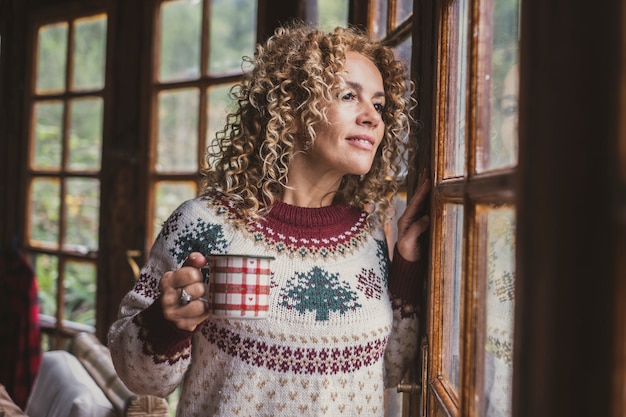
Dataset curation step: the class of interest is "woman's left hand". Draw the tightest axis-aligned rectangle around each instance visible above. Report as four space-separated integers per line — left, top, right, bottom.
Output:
396 169 431 262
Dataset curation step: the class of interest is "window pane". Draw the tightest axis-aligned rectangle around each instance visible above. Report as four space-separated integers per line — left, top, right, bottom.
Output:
29 178 60 247
206 83 235 166
156 88 199 172
443 0 470 178
32 101 64 170
64 178 100 252
36 23 68 94
373 0 388 38
153 181 197 242
209 0 257 75
479 0 520 171
63 260 96 326
480 205 516 417
395 36 412 73
441 203 463 392
396 0 413 24
72 15 107 91
32 253 59 318
159 0 201 82
68 97 103 171
317 0 349 31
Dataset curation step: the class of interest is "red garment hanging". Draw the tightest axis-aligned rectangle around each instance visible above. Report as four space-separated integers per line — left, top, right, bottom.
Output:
0 250 42 409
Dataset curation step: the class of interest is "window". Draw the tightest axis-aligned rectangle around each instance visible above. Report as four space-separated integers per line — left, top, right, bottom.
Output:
147 0 258 244
4 1 624 416
425 0 520 416
25 13 108 349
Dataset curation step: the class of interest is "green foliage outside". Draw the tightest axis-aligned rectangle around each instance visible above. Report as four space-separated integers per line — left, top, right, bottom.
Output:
317 0 349 31
32 16 106 330
36 23 67 93
63 261 97 326
492 0 521 90
33 254 58 319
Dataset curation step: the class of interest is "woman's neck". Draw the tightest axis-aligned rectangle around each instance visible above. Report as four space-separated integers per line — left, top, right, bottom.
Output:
280 187 337 208
282 151 344 207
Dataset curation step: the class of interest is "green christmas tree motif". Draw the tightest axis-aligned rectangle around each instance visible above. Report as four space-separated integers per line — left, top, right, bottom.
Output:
279 266 362 321
169 219 228 264
375 238 390 286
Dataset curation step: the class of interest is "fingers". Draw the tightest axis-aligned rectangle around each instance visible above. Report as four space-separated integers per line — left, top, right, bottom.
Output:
406 171 431 217
396 214 430 262
160 252 207 290
406 214 431 240
162 298 211 332
161 281 211 331
395 169 432 262
159 252 211 331
398 171 431 232
182 252 207 268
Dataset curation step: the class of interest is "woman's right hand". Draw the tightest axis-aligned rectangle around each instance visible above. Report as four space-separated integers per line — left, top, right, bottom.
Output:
158 252 211 331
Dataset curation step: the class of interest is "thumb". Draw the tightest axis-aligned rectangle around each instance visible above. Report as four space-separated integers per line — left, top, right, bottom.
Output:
183 252 207 268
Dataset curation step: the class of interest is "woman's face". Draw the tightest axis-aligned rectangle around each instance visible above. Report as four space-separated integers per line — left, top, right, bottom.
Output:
296 51 386 180
500 63 519 156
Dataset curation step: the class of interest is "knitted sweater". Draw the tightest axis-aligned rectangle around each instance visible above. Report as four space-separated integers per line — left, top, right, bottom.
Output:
108 195 422 417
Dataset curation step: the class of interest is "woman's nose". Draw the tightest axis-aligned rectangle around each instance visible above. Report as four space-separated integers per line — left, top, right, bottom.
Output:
357 103 382 126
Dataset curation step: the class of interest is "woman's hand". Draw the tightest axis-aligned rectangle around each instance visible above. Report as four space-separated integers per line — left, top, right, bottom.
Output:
158 252 211 331
396 170 431 262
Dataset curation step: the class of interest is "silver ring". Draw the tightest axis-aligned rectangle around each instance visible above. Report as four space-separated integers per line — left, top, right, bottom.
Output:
179 288 192 306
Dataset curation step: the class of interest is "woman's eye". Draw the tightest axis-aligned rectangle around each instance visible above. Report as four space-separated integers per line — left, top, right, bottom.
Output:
501 104 518 117
341 91 357 101
373 103 385 113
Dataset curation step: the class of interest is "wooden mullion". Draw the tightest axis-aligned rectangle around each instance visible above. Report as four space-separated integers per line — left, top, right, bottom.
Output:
198 0 209 171
387 0 397 32
201 0 210 77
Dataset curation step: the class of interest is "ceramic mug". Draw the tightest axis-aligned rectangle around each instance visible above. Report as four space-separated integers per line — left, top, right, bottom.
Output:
200 254 274 319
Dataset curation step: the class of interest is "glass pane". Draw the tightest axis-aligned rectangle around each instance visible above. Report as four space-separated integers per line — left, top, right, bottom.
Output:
36 22 68 94
63 260 96 326
441 204 463 392
443 0 470 178
209 0 257 75
393 37 412 180
72 15 107 91
159 0 201 82
153 181 197 242
317 0 349 31
396 0 413 25
156 88 199 172
68 97 103 171
32 101 64 170
32 253 59 318
480 205 516 417
64 178 100 252
373 0 388 38
479 0 520 171
395 36 412 74
29 178 60 247
206 83 235 166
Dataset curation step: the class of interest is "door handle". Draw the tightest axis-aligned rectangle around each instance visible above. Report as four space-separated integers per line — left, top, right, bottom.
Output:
397 382 421 394
396 337 429 417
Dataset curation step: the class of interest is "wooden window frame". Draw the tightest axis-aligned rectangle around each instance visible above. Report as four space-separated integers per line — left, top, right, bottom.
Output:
1 2 624 416
425 0 518 415
20 3 111 349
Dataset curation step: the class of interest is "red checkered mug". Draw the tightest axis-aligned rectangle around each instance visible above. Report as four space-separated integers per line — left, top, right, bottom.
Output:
200 254 274 319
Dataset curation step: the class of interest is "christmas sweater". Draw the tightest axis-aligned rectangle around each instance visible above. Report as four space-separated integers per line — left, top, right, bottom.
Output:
108 194 422 417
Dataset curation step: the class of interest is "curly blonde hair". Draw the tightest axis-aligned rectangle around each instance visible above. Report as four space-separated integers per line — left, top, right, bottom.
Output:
201 23 415 224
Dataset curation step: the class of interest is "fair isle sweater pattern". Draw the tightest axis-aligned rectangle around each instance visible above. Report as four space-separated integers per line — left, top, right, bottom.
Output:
108 195 420 417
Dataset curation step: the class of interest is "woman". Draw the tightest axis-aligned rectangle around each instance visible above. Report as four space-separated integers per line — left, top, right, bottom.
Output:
108 23 430 416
